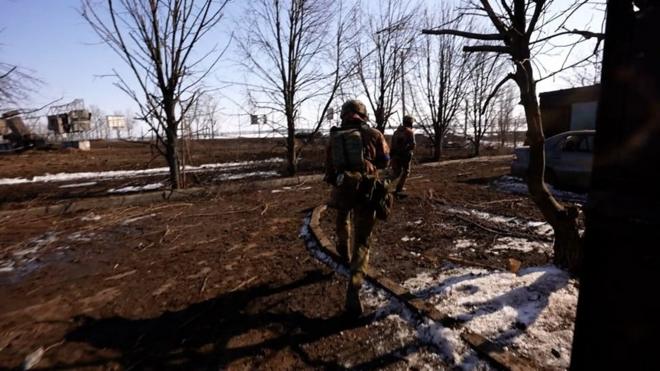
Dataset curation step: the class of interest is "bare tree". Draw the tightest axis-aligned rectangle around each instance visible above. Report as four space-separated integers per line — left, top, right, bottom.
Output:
410 6 470 160
237 0 359 175
124 109 135 139
0 63 42 111
465 52 504 156
89 105 108 140
423 1 605 272
186 93 219 139
496 86 516 148
511 114 526 147
564 52 602 87
355 0 418 133
82 0 230 189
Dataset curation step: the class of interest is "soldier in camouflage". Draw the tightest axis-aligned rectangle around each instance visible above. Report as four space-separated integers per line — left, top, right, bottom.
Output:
324 99 390 316
390 115 416 195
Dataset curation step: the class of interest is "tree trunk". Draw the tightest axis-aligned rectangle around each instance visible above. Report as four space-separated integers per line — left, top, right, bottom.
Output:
432 123 443 161
165 127 181 189
571 3 660 367
375 107 386 133
517 62 581 273
286 115 297 176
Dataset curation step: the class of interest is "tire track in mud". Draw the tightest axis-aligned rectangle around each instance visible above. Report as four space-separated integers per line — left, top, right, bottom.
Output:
300 206 537 371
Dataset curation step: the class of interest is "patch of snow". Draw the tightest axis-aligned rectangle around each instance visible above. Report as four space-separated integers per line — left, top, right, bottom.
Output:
12 233 58 257
491 237 552 254
68 231 95 242
0 158 283 185
401 236 421 242
443 205 553 239
0 261 15 273
527 221 554 237
108 182 163 194
58 181 97 189
481 140 516 149
215 170 279 182
446 207 515 225
454 239 476 249
402 265 577 369
1 233 59 274
81 213 102 221
360 281 391 309
299 215 349 277
492 176 587 204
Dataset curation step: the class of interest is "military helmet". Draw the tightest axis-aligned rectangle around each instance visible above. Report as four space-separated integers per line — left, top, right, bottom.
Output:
340 99 369 122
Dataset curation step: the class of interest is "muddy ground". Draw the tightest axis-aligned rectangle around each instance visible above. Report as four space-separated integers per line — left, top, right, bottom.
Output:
0 139 577 370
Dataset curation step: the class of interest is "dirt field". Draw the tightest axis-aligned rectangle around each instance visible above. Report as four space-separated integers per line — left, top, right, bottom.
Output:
0 139 584 370
0 138 510 207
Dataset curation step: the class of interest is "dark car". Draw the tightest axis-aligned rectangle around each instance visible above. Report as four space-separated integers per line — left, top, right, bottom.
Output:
511 130 595 190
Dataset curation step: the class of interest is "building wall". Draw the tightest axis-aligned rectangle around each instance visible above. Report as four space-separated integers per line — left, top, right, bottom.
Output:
570 101 599 131
540 84 600 137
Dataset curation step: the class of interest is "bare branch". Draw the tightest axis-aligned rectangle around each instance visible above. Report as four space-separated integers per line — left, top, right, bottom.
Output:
421 29 504 40
531 29 605 45
464 45 512 53
481 73 514 115
0 66 16 80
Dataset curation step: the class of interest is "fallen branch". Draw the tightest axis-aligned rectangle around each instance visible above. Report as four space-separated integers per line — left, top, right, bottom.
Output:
449 212 551 242
189 205 261 218
230 275 258 292
200 275 209 294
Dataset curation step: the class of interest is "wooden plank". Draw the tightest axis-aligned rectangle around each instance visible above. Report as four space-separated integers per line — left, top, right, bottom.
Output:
461 330 537 371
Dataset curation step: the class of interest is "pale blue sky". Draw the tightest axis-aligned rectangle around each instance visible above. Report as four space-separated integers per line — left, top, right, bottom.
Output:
1 0 604 133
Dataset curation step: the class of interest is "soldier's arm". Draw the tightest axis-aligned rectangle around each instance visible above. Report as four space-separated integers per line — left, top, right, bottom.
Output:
408 130 416 151
374 132 390 169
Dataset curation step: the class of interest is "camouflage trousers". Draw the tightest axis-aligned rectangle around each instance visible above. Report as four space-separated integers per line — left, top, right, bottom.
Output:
391 155 412 193
335 202 377 312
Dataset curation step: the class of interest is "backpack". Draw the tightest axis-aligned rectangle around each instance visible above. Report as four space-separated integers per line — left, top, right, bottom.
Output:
330 125 367 173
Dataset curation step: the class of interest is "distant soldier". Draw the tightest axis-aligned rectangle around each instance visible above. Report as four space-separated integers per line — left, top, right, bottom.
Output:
324 99 390 316
390 115 416 195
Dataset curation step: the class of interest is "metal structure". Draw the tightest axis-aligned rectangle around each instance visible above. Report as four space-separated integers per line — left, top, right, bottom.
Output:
0 110 47 152
47 98 92 134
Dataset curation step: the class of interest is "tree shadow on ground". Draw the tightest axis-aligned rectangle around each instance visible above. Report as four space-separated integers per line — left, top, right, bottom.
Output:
406 267 569 367
56 268 420 370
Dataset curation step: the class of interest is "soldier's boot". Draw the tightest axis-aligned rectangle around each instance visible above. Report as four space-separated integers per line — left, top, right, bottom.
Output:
345 277 363 317
337 243 350 265
395 166 410 194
